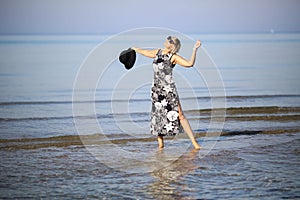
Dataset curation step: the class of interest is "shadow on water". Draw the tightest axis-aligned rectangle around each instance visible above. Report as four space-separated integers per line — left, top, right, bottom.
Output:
147 148 201 199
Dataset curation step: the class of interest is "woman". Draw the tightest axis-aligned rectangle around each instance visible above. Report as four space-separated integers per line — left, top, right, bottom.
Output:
132 36 201 149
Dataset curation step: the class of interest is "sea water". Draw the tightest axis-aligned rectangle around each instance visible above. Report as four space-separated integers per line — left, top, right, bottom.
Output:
0 33 299 199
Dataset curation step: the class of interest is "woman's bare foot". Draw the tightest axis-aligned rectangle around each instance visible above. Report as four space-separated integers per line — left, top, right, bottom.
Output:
157 136 164 149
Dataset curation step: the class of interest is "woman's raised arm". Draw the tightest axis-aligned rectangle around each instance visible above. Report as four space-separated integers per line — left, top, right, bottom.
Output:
132 47 158 58
172 40 201 68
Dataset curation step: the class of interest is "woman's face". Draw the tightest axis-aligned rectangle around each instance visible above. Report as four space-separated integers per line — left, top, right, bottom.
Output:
164 37 174 49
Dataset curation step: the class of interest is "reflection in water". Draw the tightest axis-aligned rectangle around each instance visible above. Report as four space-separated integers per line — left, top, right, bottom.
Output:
148 149 200 199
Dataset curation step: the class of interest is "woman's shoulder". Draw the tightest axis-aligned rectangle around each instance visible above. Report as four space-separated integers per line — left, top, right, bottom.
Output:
170 53 180 64
171 53 182 60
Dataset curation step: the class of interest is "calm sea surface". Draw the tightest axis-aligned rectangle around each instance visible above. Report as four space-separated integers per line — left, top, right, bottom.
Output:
0 33 299 199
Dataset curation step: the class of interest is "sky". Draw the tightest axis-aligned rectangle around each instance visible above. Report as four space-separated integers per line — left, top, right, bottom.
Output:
0 0 300 34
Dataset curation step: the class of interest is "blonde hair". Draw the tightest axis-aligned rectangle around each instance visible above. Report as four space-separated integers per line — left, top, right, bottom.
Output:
168 36 181 54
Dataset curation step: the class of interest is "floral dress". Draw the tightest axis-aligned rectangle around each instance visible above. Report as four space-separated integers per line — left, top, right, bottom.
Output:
150 49 183 136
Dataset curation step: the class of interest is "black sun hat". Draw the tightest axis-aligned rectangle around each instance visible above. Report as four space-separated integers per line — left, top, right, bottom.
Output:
119 48 136 70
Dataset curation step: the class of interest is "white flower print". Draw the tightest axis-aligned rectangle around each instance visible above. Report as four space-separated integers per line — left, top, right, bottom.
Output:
164 122 174 132
173 128 179 134
150 126 154 132
164 75 174 84
163 85 173 93
153 64 159 72
152 92 158 99
161 99 168 107
167 111 179 121
155 102 162 110
157 62 164 70
151 116 156 124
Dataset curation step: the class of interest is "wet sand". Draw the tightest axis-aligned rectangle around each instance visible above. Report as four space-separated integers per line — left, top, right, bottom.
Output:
1 105 299 151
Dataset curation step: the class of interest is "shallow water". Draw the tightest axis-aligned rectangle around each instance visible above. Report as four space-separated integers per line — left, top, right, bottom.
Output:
1 132 299 199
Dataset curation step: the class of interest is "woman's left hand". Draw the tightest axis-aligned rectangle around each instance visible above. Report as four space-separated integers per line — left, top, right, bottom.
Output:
194 40 201 50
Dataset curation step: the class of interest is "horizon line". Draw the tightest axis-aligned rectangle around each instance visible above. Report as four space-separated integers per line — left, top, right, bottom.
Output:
1 30 300 36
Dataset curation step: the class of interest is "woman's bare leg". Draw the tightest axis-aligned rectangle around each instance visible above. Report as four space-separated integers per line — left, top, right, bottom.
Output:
157 135 164 149
178 102 201 149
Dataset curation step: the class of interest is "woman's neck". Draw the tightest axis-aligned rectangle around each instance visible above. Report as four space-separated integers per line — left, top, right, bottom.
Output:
162 48 171 54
